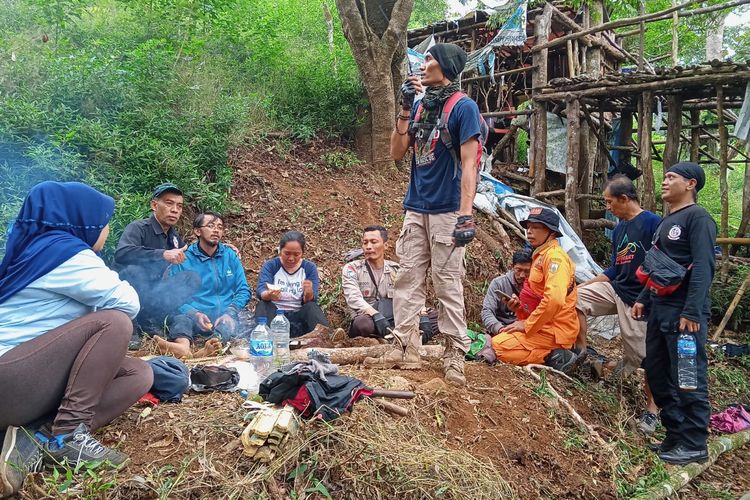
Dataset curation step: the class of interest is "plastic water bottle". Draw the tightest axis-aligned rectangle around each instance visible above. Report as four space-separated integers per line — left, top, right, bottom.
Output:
250 318 273 380
270 310 291 368
677 332 698 391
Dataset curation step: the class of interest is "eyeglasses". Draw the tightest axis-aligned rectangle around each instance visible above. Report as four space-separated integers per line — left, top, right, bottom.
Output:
201 223 224 231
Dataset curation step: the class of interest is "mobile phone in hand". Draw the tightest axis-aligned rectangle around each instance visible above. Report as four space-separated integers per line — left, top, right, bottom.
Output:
494 289 512 301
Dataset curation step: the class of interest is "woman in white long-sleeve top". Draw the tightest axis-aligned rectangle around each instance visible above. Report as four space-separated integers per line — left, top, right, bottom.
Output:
0 181 153 498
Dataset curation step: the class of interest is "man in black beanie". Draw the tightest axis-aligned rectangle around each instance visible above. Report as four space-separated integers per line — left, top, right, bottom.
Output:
365 43 481 387
632 161 716 464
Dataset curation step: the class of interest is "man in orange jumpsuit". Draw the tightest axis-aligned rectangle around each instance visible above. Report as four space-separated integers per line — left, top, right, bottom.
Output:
492 207 580 371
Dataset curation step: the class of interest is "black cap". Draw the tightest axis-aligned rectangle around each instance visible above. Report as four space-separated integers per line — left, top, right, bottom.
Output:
152 183 182 199
425 43 468 82
520 207 561 235
667 161 705 192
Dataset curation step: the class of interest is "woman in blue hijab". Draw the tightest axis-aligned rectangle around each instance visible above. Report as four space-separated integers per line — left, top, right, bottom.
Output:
0 182 153 497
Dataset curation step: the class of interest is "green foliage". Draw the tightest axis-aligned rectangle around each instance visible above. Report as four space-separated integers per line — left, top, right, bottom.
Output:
614 0 750 65
0 0 364 255
321 150 362 170
410 0 449 29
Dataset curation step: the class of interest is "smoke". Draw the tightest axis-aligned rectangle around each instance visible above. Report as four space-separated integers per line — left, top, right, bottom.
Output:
0 136 89 258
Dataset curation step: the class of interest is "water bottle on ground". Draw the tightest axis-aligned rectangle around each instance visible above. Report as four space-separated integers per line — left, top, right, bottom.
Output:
250 317 273 380
677 331 698 391
270 310 291 368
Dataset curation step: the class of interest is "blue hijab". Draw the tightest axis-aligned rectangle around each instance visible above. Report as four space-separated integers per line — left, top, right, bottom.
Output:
0 181 115 304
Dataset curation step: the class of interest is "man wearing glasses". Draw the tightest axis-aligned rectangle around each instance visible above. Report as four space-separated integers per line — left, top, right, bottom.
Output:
154 212 251 358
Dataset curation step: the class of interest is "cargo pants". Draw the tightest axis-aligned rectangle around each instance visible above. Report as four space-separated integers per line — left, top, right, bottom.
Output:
392 210 471 353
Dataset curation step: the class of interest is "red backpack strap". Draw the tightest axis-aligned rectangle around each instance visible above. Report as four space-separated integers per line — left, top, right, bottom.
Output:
440 91 467 126
438 92 471 179
414 102 424 123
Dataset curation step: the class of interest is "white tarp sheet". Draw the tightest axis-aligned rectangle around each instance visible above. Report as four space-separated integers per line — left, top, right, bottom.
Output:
474 174 603 282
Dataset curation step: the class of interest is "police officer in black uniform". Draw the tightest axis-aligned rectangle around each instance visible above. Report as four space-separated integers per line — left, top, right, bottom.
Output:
632 162 716 465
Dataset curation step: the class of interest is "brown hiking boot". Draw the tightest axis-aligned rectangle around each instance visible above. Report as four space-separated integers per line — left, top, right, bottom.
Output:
363 332 421 369
443 345 466 386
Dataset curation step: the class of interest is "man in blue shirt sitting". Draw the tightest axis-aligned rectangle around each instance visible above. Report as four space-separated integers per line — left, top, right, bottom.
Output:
154 212 250 358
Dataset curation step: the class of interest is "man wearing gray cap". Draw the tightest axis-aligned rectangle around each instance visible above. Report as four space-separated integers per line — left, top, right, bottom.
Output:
364 44 482 387
632 162 716 465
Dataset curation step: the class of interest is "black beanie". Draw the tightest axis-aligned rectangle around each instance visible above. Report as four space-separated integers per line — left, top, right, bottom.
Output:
426 43 467 82
667 161 705 192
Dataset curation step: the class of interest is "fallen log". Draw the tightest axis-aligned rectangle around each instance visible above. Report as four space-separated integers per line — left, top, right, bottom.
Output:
712 272 750 340
582 218 617 230
372 399 409 416
290 345 444 365
632 429 750 500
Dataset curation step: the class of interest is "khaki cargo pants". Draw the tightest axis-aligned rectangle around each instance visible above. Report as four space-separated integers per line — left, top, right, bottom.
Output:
393 210 471 353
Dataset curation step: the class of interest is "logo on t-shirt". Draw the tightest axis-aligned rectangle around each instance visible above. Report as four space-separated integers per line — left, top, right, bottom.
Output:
668 225 682 240
172 236 179 248
615 234 643 265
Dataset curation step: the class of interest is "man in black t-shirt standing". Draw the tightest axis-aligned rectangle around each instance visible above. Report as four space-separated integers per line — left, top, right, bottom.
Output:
632 162 716 465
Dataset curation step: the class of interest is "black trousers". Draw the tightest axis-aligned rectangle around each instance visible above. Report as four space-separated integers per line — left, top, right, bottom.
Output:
645 304 710 450
255 300 329 338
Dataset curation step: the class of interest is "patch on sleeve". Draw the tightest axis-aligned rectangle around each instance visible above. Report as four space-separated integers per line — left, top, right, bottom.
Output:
344 265 357 279
549 259 561 274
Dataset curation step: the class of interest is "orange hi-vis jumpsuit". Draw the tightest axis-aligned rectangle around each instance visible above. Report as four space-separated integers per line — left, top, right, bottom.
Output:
492 239 579 365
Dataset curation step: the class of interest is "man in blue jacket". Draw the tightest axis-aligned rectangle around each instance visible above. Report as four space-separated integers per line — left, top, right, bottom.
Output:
154 212 250 358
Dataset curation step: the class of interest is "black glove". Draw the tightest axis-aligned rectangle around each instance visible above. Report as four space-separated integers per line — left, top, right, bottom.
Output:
372 312 390 338
453 215 476 247
399 79 416 110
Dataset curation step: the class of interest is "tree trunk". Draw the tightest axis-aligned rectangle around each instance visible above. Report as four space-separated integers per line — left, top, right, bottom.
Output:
531 4 553 195
638 92 656 212
335 0 414 169
718 87 729 277
566 96 582 236
705 12 728 61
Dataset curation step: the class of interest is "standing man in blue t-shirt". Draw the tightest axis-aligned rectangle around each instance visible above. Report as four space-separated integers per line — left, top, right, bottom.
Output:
575 175 661 433
364 43 481 387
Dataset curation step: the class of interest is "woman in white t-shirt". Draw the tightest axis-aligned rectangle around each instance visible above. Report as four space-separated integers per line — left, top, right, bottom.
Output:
256 231 329 337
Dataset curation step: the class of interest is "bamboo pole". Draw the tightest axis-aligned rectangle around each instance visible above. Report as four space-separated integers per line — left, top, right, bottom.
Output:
689 110 700 163
718 87 729 277
717 238 750 245
482 109 534 118
638 92 656 212
565 96 582 235
638 1 645 72
631 429 750 500
712 272 750 339
536 71 750 101
462 65 533 84
531 4 553 195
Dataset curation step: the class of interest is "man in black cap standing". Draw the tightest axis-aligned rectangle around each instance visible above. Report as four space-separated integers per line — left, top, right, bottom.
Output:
632 161 716 465
115 183 199 331
364 43 482 386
